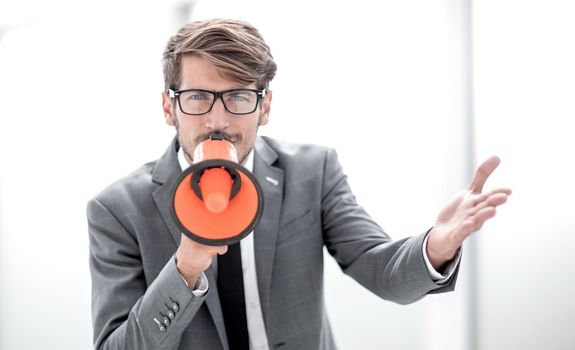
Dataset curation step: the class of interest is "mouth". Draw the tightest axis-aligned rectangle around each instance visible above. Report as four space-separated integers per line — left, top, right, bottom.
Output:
208 132 230 142
201 132 239 144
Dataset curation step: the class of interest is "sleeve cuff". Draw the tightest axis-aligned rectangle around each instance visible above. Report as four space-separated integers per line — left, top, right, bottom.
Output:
422 231 462 284
190 273 208 297
174 255 209 297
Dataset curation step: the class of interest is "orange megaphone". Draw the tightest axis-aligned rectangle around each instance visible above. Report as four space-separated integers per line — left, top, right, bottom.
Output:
170 132 264 245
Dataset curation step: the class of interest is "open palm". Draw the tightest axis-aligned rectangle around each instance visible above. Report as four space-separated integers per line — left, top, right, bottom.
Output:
427 156 512 269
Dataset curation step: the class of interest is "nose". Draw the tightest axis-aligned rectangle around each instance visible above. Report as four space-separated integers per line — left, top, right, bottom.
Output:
204 98 230 131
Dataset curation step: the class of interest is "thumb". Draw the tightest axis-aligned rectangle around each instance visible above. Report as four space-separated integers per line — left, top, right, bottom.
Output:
209 245 229 256
468 156 500 193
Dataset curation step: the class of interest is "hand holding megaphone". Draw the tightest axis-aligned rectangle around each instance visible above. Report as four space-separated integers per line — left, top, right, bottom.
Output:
175 236 228 287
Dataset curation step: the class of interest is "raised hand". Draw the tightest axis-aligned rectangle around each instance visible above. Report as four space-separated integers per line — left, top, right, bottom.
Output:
426 156 512 270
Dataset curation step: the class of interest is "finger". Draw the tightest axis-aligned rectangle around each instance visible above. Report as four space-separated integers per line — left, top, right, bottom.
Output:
453 207 497 241
470 193 509 214
469 188 512 207
466 194 507 222
208 245 228 256
468 156 501 194
486 192 509 206
471 207 497 227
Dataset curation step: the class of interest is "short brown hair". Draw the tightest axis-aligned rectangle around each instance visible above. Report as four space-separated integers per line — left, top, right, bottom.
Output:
162 18 277 91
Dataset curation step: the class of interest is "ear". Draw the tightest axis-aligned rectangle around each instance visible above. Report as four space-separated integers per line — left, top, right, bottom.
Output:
162 91 176 126
259 90 272 126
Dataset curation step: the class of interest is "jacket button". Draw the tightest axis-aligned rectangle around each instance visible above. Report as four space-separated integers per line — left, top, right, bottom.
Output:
171 302 179 312
154 318 167 332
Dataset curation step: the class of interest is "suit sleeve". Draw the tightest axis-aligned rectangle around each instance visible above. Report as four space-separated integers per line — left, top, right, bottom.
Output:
88 198 207 350
320 148 459 304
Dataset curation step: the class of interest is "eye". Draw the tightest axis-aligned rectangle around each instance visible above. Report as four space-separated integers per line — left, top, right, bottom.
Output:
226 91 254 102
183 91 211 102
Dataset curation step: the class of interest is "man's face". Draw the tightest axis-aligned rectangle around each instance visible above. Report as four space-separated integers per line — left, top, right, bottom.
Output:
162 55 271 165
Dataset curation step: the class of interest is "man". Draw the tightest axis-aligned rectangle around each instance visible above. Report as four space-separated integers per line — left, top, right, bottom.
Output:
88 18 511 350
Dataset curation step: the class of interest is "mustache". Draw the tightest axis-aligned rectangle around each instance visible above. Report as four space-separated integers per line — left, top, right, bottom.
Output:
195 132 240 144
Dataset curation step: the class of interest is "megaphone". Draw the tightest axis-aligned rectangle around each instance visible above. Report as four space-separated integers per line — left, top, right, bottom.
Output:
170 132 264 246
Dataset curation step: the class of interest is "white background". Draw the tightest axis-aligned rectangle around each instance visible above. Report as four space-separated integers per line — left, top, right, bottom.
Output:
0 0 573 349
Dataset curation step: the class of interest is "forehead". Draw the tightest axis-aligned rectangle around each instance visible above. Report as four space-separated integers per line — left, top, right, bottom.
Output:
179 55 254 90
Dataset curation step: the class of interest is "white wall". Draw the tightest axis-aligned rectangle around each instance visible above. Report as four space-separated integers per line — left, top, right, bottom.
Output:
473 1 575 349
0 2 176 349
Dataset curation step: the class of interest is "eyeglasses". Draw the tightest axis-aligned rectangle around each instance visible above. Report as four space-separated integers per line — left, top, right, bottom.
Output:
168 88 265 116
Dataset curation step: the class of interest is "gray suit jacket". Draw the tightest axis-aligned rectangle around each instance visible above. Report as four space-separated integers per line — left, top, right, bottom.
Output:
88 136 458 350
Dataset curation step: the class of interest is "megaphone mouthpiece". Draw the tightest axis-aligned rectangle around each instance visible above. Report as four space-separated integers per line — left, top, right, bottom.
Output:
193 133 238 164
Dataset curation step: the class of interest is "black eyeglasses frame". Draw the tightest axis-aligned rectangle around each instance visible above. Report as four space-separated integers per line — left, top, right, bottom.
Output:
168 88 266 116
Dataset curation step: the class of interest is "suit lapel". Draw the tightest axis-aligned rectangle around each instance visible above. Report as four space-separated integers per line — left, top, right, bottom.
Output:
151 138 184 246
253 137 284 323
151 138 228 348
